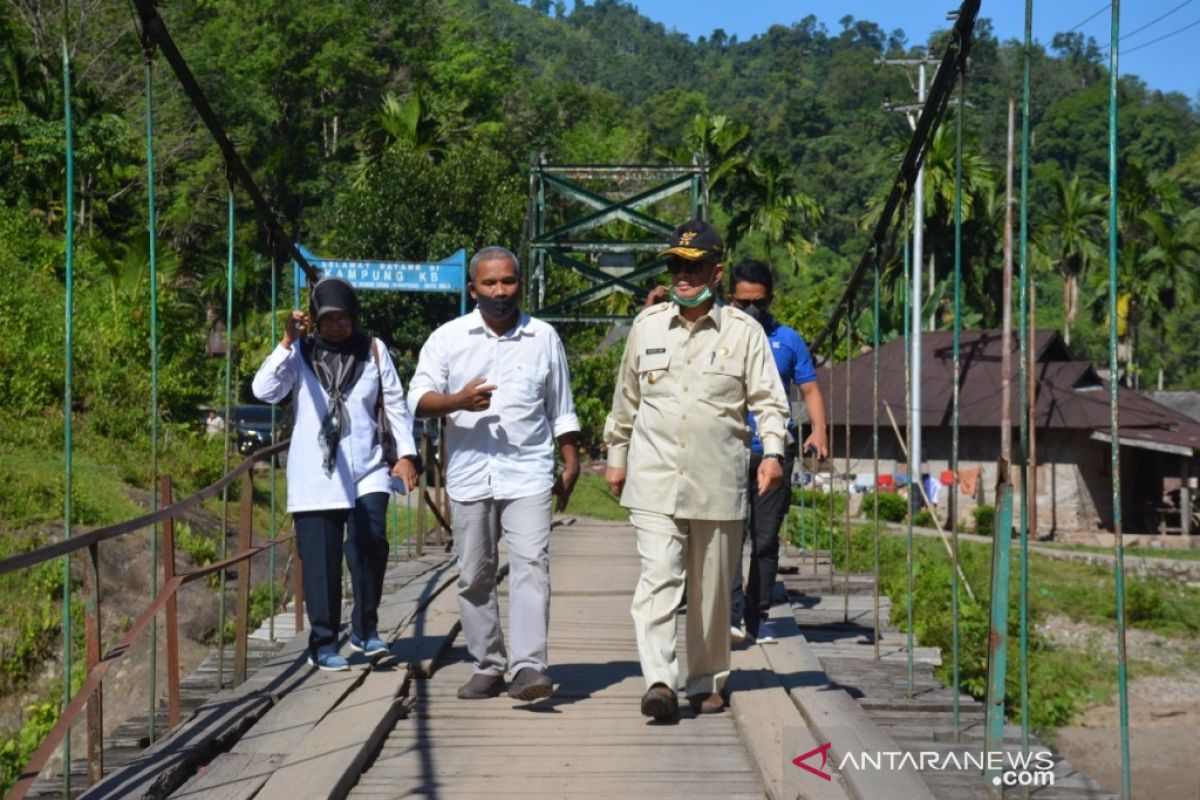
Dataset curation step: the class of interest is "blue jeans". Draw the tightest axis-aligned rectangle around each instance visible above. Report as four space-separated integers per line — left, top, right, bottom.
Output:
294 491 389 655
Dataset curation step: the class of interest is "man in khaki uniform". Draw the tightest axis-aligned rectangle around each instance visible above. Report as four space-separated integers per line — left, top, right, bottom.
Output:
604 219 789 719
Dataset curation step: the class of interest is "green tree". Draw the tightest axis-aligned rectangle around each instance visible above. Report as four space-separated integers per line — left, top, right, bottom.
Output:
1036 172 1104 345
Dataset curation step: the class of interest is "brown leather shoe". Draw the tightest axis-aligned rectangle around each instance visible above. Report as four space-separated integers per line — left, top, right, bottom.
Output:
688 692 726 714
457 672 505 699
640 683 679 720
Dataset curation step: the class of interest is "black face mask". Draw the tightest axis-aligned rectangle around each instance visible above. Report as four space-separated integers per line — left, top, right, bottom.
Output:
740 302 773 329
475 293 520 321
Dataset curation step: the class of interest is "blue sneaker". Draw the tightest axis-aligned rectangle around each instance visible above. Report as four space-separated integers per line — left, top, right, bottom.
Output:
307 648 350 671
348 633 389 657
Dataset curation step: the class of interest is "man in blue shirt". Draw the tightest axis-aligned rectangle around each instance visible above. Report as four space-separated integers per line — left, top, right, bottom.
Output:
727 260 827 643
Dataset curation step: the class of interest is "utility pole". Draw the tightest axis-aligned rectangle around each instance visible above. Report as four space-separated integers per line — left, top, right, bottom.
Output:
879 53 939 508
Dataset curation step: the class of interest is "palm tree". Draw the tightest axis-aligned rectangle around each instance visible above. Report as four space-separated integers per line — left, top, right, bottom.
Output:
654 113 749 194
1091 166 1199 386
726 153 823 273
1035 172 1104 345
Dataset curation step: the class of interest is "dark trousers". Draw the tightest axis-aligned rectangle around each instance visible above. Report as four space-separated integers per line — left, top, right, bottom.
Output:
294 491 390 655
731 452 794 633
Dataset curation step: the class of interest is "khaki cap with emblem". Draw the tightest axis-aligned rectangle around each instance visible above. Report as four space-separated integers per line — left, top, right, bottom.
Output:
658 219 724 261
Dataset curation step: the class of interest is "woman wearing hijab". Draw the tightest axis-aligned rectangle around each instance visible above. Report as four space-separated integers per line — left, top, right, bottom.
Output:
252 276 419 670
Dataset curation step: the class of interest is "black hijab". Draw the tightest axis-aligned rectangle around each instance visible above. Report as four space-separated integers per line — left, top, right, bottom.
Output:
301 277 370 476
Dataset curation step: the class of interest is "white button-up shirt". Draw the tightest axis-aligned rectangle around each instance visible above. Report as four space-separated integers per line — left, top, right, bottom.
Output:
407 310 580 503
251 337 417 513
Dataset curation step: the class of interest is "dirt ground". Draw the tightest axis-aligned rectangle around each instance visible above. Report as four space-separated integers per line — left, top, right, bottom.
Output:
1042 614 1200 799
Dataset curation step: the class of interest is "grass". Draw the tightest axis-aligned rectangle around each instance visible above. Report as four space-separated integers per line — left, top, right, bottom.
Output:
1035 542 1200 561
562 473 629 521
804 516 1200 733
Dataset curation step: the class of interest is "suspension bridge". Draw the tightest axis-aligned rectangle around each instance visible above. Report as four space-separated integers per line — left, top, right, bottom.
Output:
3 0 1189 797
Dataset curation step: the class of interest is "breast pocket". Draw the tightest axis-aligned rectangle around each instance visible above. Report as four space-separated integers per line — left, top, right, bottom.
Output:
637 351 672 395
702 358 745 404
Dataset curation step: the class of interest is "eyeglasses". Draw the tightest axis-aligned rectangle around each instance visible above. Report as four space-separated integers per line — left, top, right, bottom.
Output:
666 259 714 275
731 297 770 311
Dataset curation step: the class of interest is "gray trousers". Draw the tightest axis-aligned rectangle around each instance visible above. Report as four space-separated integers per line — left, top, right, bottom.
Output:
451 491 553 677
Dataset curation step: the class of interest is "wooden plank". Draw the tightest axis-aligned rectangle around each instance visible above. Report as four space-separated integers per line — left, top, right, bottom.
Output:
75 555 452 800
230 667 365 755
257 576 462 800
170 752 283 800
728 639 850 800
760 611 938 800
253 667 406 800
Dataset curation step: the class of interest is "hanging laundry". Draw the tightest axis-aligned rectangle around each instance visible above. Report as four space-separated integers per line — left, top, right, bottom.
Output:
959 467 980 497
922 475 940 505
940 470 956 486
878 474 896 492
895 471 911 487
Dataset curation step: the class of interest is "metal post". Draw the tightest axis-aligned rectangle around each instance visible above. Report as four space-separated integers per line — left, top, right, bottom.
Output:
269 256 277 641
60 0 77 788
985 485 1015 795
81 541 102 784
1107 3 1132 795
843 306 853 623
143 42 161 746
416 428 427 557
910 60 927 517
872 247 881 662
293 536 304 633
219 192 235 688
234 471 254 685
827 343 836 592
951 64 965 740
160 476 181 727
903 196 915 698
1018 0 1034 760
1002 100 1015 466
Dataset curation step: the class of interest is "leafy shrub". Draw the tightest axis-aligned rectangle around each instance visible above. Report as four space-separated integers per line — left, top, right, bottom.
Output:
973 504 996 537
861 492 908 522
912 509 938 528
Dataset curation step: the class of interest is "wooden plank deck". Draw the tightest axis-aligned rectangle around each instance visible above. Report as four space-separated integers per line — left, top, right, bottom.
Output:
347 519 764 800
46 517 1124 800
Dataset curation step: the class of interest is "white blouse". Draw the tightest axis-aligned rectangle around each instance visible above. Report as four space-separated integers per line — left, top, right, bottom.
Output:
407 310 579 503
252 338 417 513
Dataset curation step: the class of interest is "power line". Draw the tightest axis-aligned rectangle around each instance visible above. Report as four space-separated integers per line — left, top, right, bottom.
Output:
1123 16 1200 53
1066 3 1110 33
1121 0 1196 41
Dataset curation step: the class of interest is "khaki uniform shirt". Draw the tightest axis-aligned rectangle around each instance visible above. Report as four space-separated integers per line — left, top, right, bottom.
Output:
604 301 789 521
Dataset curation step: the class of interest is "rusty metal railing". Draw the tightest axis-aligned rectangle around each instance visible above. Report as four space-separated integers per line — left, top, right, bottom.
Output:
2 441 295 800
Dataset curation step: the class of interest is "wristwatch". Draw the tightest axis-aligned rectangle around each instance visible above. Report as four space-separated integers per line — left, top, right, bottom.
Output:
762 453 785 463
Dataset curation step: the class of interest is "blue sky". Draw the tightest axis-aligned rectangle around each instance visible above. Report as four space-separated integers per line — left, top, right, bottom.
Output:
625 1 1199 101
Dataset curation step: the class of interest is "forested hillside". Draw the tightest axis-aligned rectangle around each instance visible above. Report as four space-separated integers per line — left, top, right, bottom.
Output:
1 0 1198 781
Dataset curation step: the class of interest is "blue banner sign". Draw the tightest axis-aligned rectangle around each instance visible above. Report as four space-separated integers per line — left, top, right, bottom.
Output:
296 245 466 293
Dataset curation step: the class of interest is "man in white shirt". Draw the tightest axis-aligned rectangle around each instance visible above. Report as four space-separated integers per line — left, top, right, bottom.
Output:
407 246 580 702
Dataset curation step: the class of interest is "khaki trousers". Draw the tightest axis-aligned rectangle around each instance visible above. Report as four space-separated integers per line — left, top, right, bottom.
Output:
628 510 741 696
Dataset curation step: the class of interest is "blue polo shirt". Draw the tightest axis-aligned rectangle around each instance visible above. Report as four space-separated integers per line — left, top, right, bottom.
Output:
750 320 817 454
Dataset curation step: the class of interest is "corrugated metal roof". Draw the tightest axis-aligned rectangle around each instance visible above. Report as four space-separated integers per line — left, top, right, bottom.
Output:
815 329 1200 454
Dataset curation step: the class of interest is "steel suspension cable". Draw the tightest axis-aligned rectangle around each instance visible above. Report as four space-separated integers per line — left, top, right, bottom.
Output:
951 65 965 741
1018 0 1034 763
842 303 853 623
1107 3 1133 796
903 195 915 698
827 338 836 592
219 192 235 688
269 257 278 640
143 41 161 745
59 0 76 790
872 247 881 662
